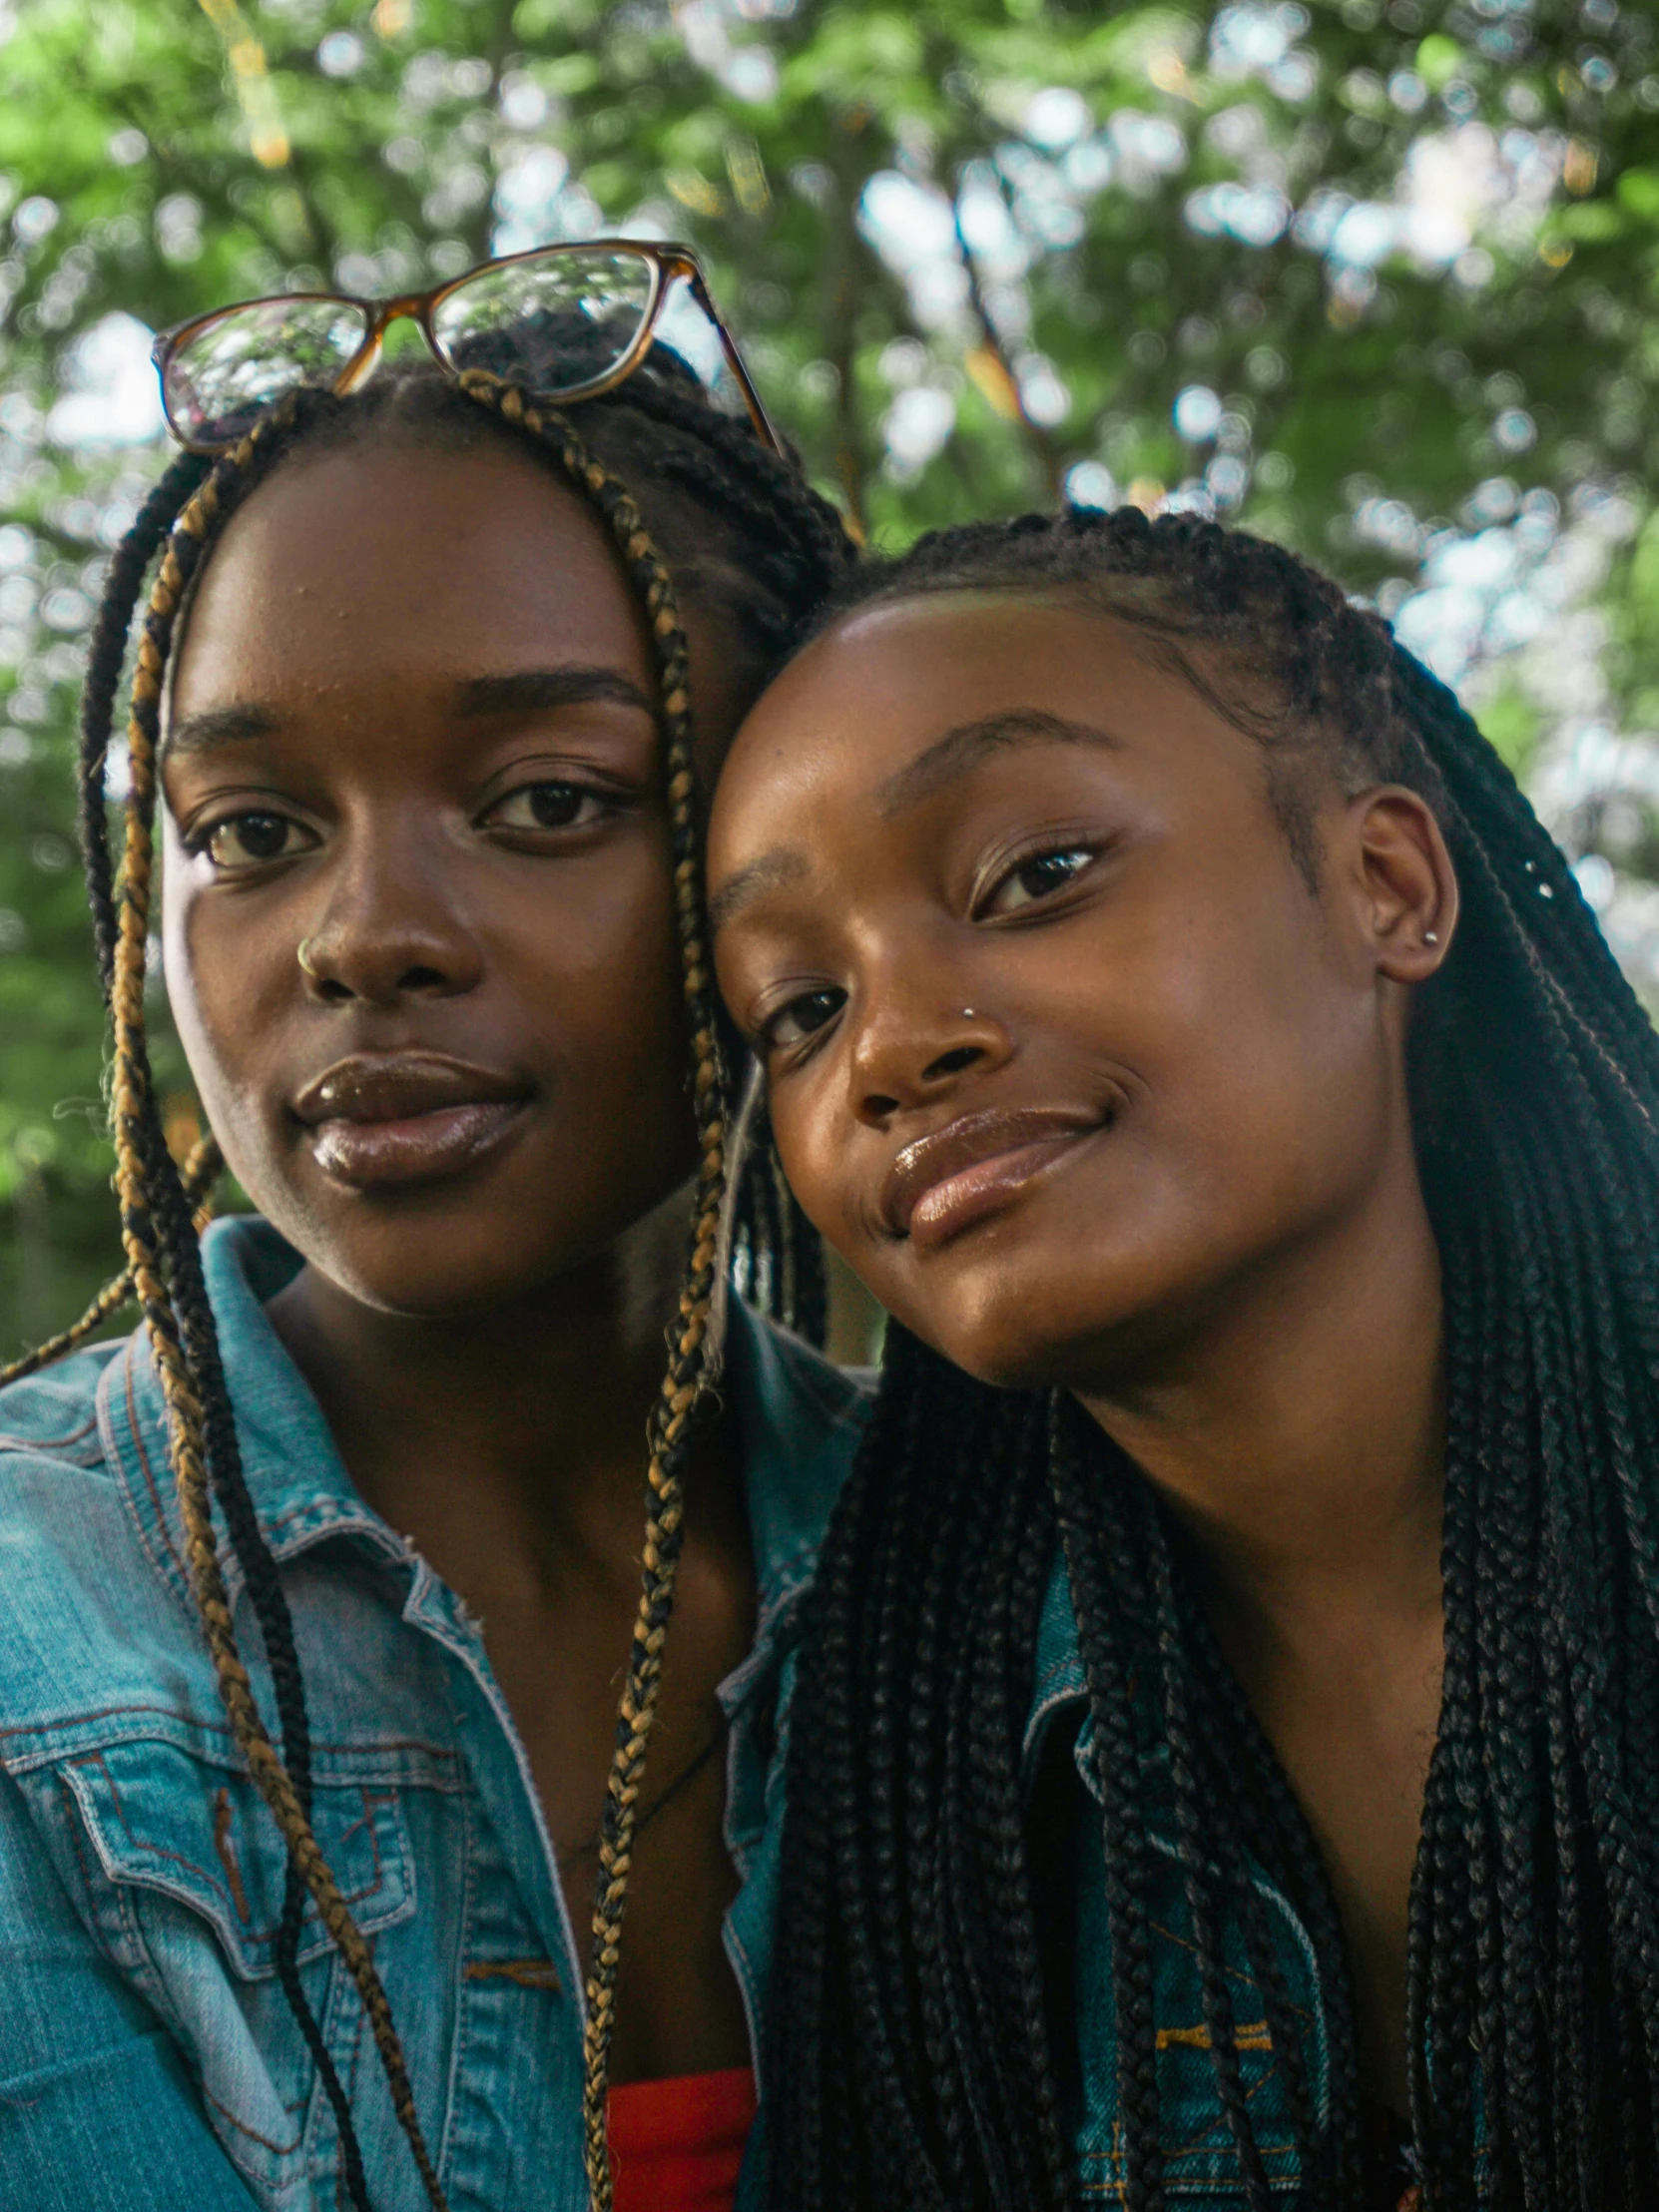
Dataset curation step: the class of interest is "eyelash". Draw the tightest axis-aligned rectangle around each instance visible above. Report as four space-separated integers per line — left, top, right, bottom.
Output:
975 837 1102 918
184 809 316 872
481 777 622 835
760 986 847 1059
184 778 619 875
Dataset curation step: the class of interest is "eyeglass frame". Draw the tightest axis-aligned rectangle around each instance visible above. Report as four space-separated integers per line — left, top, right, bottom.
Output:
150 239 785 459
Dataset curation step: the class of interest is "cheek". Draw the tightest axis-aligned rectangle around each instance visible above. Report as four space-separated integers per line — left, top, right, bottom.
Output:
161 856 289 1165
765 1081 849 1242
505 844 685 1052
1083 861 1357 1118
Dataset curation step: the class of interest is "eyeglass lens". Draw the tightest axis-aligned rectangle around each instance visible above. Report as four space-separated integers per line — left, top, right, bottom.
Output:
429 249 658 384
165 296 373 447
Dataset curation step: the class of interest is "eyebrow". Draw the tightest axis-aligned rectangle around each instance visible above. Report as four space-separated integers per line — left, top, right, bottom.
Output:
707 848 811 937
710 707 1126 937
162 702 278 760
451 667 655 720
163 665 655 761
875 708 1124 818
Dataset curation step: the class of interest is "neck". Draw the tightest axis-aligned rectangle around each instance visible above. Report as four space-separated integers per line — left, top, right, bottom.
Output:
1074 1143 1445 1644
267 1178 718 1603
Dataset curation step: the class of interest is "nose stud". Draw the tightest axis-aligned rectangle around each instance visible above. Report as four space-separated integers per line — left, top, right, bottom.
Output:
960 1008 977 1020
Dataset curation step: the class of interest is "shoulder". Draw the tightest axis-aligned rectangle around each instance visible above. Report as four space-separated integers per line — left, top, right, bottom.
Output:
0 1336 135 1597
0 1334 124 1462
0 1333 219 1759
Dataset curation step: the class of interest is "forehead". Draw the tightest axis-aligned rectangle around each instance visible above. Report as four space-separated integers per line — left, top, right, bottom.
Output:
715 593 1270 841
170 439 650 710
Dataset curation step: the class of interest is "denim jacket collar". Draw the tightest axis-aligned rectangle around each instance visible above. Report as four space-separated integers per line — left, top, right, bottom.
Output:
0 1213 870 2212
1022 1544 1190 1858
103 1213 855 1660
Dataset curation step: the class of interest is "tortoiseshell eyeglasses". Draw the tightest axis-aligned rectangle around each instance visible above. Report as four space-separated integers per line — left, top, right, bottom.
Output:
151 239 783 457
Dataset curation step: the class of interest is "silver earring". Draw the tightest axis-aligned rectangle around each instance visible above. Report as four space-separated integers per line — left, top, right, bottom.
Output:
1423 930 1439 946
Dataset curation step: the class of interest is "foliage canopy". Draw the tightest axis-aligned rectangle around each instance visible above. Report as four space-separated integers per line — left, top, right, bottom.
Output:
1 0 1656 1343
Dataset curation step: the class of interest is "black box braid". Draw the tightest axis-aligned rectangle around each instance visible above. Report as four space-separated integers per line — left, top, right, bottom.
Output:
5 326 852 2212
765 505 1659 2212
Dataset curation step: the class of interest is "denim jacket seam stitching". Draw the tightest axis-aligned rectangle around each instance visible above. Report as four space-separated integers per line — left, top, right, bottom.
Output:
0 1412 101 1451
0 1706 464 1783
201 2078 306 2160
64 1754 404 1952
67 1749 250 1935
335 1968 369 2194
439 1778 479 2187
1141 1910 1314 2025
0 1703 239 1762
56 1768 188 2048
104 1343 196 1618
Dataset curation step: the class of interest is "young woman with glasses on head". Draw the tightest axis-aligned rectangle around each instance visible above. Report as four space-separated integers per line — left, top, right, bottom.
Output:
0 245 864 2212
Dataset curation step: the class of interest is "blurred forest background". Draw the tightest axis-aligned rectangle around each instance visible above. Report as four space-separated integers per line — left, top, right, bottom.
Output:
0 0 1656 1351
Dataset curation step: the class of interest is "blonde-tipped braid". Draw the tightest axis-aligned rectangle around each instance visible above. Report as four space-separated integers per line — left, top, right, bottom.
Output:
0 1132 220 1389
104 399 449 2212
23 349 812 2212
456 368 732 2212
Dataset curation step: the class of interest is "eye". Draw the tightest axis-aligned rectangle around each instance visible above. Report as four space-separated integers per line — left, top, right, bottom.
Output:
763 986 846 1052
484 780 609 832
980 843 1097 916
196 811 317 872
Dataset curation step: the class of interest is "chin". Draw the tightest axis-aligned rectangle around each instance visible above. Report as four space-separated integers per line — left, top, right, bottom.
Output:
885 1244 1185 1397
311 1239 558 1322
891 1286 1090 1394
258 1174 601 1321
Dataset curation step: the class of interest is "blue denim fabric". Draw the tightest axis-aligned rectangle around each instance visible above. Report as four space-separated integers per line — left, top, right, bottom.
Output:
0 1215 870 2212
1027 1555 1489 2202
1025 1554 1331 2202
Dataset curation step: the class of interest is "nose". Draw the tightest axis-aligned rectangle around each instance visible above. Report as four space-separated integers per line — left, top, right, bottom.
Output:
295 828 483 1009
849 980 1012 1125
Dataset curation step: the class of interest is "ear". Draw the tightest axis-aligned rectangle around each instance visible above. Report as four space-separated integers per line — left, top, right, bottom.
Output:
1343 786 1458 983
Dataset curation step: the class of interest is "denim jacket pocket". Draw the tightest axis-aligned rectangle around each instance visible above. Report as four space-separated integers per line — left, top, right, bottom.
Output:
1073 1835 1324 2201
26 1739 415 2205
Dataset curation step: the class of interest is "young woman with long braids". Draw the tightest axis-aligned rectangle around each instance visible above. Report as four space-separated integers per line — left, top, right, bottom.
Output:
0 256 867 2212
707 505 1659 2211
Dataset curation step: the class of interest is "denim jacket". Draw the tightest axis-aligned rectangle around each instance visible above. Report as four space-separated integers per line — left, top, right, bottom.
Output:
1030 1559 1486 2204
1027 1559 1333 2202
0 1215 870 2212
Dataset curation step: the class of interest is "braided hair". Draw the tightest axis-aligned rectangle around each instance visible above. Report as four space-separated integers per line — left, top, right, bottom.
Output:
4 317 849 2212
766 503 1659 2212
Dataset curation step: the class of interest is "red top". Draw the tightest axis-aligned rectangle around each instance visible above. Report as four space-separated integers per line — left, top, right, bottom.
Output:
608 2067 759 2212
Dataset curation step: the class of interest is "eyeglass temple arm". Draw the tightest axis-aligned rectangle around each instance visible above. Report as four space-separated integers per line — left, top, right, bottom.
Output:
675 262 786 458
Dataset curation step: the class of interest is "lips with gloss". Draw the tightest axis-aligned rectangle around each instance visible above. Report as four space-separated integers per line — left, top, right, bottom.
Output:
291 1053 531 1190
880 1105 1107 1251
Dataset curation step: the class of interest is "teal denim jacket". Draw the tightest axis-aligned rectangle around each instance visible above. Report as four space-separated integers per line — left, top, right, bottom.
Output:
1030 1560 1484 2204
1025 1559 1332 2201
0 1215 870 2212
